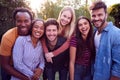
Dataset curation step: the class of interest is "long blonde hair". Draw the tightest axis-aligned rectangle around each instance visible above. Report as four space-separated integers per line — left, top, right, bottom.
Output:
57 6 76 39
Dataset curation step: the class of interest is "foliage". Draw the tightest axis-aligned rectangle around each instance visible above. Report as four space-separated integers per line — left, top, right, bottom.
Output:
75 5 90 19
37 0 62 20
108 3 120 28
0 0 30 42
37 0 90 20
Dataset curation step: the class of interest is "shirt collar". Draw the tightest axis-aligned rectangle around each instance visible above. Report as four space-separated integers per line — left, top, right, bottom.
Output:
103 22 113 32
26 35 32 42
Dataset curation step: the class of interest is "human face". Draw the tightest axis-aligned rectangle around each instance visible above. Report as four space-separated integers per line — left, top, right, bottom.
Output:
60 10 72 27
32 21 44 39
46 25 58 42
91 8 107 29
78 19 90 39
16 12 32 36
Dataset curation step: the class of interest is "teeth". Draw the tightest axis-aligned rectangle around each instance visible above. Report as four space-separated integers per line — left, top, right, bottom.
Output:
35 32 40 36
21 28 27 31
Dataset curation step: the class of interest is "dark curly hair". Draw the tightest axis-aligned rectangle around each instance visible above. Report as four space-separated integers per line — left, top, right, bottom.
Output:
13 7 34 21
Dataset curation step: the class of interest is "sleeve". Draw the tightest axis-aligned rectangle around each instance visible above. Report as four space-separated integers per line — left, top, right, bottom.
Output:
70 36 77 47
38 51 45 70
0 35 13 56
111 32 120 78
13 37 33 78
53 38 70 56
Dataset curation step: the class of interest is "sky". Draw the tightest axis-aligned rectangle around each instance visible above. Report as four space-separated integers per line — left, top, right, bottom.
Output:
27 0 120 11
103 0 120 6
82 0 120 7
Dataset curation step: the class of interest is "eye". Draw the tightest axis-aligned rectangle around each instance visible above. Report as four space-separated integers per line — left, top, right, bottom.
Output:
78 23 82 27
92 15 95 18
63 15 67 18
16 20 22 23
84 22 87 25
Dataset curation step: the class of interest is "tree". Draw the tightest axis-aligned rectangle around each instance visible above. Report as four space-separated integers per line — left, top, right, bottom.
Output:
38 0 62 20
75 5 90 19
109 3 120 28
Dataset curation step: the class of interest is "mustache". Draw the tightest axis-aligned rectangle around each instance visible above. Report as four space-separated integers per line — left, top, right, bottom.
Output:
91 20 100 23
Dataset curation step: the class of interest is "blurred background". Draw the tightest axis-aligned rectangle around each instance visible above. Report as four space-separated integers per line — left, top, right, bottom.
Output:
0 0 120 79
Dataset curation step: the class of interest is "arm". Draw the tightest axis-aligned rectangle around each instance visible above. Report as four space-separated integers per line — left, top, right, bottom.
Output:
110 33 120 80
38 51 45 73
45 38 70 63
0 55 29 80
13 37 34 78
0 35 29 80
69 46 76 80
32 68 43 80
111 76 120 80
32 51 45 80
41 37 70 56
53 38 70 56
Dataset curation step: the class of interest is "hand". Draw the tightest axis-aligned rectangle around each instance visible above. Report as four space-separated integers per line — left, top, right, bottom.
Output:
31 76 39 80
110 76 120 80
31 68 42 80
45 52 54 63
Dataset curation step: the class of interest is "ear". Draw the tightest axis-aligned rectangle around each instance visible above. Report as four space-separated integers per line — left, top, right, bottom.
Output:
105 13 108 20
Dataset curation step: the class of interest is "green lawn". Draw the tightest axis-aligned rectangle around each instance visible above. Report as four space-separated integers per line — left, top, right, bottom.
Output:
40 72 59 80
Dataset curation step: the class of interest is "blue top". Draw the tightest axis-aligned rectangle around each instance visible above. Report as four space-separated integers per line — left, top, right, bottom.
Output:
93 22 120 80
11 35 45 79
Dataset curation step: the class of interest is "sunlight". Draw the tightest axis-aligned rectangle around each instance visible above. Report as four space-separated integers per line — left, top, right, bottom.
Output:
27 0 44 11
27 0 57 12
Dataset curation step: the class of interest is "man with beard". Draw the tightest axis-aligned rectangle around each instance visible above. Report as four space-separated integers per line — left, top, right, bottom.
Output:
89 1 120 80
0 7 33 80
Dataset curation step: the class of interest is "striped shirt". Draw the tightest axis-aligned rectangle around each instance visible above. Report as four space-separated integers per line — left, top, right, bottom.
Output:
70 36 91 66
11 35 44 79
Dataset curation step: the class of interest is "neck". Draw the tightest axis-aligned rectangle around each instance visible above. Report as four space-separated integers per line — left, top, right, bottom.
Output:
31 36 38 48
48 38 57 50
98 21 108 34
82 35 87 41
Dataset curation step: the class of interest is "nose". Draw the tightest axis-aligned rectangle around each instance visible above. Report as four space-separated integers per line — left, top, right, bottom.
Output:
81 25 86 29
21 22 26 26
49 31 54 35
37 28 41 31
94 16 99 21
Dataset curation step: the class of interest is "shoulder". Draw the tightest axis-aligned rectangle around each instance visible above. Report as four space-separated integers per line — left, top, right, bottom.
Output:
58 36 66 42
70 36 77 47
15 35 29 43
106 22 120 42
0 27 18 46
2 27 18 41
3 27 17 37
70 36 77 42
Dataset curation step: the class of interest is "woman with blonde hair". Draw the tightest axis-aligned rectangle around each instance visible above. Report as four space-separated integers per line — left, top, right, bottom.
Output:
43 6 76 59
42 6 76 80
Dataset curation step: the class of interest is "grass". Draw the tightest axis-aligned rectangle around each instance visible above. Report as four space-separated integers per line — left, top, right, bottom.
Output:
40 72 59 80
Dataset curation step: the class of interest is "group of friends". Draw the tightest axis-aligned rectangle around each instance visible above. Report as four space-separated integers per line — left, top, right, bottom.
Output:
0 1 120 80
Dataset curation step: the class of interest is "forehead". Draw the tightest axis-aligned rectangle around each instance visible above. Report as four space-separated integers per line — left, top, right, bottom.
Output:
34 21 43 26
78 18 88 23
61 10 72 16
90 8 105 15
46 25 57 29
16 12 31 19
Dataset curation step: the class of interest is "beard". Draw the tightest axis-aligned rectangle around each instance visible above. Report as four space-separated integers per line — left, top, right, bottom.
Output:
92 16 106 28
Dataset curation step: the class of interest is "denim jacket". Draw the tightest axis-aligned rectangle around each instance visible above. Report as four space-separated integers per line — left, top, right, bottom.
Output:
93 22 120 80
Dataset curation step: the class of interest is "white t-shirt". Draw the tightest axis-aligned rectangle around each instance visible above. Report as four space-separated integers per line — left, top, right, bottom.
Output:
94 31 102 53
